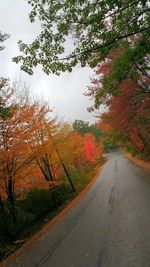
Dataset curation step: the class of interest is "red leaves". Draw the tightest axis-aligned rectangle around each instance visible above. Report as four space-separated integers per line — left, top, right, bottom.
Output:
89 48 150 157
104 79 150 156
96 61 112 77
84 134 95 162
84 133 102 164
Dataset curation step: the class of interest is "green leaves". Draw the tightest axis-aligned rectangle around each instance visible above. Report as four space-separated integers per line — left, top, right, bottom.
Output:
0 31 10 51
12 0 150 75
0 79 12 118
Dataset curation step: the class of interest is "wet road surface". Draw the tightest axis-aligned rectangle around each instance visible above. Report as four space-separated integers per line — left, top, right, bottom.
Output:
8 152 150 267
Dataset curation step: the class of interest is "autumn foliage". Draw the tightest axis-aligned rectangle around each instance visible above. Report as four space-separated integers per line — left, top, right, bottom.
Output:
0 79 103 243
83 133 102 163
88 49 150 159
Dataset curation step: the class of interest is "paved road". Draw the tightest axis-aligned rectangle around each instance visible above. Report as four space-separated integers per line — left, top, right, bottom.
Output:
8 152 150 267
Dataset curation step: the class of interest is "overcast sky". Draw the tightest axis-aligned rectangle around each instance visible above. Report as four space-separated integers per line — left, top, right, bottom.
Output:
0 0 98 124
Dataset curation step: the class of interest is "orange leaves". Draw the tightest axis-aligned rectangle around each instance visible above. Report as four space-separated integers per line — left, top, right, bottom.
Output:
50 126 102 173
0 80 104 201
0 85 55 198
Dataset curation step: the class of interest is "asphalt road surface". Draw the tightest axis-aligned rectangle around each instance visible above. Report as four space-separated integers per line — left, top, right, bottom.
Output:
8 152 150 267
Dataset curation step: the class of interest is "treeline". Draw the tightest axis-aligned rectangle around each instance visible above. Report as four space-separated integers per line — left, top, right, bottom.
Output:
0 78 102 260
87 47 150 159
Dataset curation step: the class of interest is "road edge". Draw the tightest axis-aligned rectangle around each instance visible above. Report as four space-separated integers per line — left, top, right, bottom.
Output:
125 152 150 170
1 161 106 267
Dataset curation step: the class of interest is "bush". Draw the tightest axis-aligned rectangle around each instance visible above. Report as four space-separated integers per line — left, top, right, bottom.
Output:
51 183 71 206
21 183 70 220
0 183 71 249
22 189 54 218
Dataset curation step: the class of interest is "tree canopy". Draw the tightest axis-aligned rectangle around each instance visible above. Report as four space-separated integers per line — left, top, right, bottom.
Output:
13 0 150 75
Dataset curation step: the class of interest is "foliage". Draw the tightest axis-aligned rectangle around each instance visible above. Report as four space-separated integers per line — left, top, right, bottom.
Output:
0 80 103 263
73 120 90 135
73 119 103 140
0 79 12 118
86 44 150 111
0 160 102 261
94 75 150 158
0 184 70 247
13 0 150 75
21 184 70 218
83 133 102 163
55 127 102 172
96 113 118 152
0 84 51 222
0 31 10 51
108 80 150 158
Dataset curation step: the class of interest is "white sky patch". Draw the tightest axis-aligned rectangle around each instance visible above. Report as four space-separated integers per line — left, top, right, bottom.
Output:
0 0 98 124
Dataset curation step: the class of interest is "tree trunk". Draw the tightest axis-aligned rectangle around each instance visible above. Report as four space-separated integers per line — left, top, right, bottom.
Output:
44 154 54 181
37 154 54 181
7 177 17 224
62 162 75 192
0 195 9 238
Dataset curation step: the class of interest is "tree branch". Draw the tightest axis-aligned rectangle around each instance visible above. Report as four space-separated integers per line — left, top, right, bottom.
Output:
59 25 150 61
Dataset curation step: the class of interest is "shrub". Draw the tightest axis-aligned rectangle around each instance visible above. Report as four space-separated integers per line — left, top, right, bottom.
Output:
22 189 54 219
21 183 70 219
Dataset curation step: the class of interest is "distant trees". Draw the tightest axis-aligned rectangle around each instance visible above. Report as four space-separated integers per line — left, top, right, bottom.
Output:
96 114 118 152
73 120 90 135
73 119 103 141
83 133 102 164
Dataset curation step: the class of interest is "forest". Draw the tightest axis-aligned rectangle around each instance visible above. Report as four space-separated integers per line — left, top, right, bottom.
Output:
0 0 150 261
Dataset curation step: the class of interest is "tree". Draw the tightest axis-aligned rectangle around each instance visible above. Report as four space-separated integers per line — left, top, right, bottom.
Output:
88 48 150 157
60 130 85 170
86 45 150 111
73 119 103 140
97 113 119 151
25 102 57 182
73 120 89 135
0 86 47 223
60 126 102 169
49 123 76 191
13 0 150 75
108 80 150 157
0 79 12 231
83 133 102 164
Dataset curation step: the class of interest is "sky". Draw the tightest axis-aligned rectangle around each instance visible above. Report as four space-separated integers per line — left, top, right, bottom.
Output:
0 0 98 124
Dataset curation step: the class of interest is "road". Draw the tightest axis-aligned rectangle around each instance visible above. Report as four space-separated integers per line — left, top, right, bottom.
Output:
8 152 150 267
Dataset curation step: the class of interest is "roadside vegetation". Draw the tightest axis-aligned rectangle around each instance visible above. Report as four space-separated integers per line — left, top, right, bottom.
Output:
0 79 104 261
87 48 150 160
